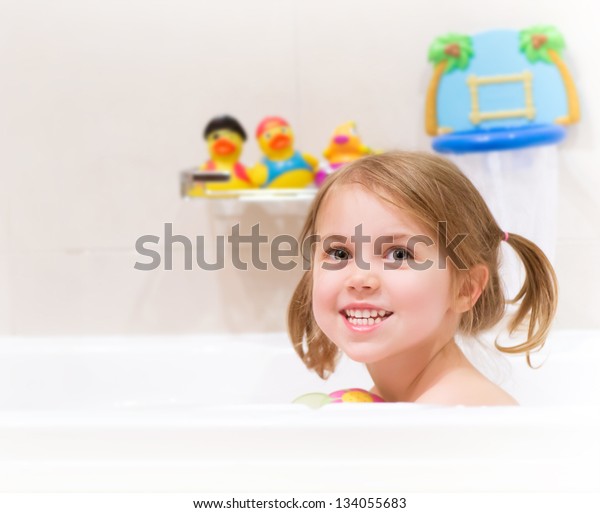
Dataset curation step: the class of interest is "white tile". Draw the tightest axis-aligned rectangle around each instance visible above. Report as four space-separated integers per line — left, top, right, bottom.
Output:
125 253 230 334
0 168 10 333
294 1 431 154
3 0 296 252
5 248 226 335
554 240 600 330
0 255 10 335
133 237 292 331
170 198 310 242
10 244 305 335
557 150 600 241
0 134 9 255
10 250 143 335
0 195 8 257
130 201 308 333
136 257 303 334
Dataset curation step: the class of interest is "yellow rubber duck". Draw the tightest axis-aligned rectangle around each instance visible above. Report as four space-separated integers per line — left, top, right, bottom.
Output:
248 116 318 189
188 115 253 196
323 121 372 163
316 121 373 186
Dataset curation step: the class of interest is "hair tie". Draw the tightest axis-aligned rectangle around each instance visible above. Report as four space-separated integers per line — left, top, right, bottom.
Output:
502 231 510 242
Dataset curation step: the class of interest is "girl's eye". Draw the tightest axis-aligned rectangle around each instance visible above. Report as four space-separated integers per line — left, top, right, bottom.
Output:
326 248 350 261
212 133 220 140
385 247 412 261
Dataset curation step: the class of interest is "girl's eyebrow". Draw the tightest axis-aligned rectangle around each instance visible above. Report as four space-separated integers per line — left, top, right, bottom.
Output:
383 233 412 241
318 233 350 240
317 232 414 240
372 233 415 243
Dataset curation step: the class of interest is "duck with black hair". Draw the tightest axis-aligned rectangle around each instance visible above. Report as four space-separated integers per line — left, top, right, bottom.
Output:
191 115 254 195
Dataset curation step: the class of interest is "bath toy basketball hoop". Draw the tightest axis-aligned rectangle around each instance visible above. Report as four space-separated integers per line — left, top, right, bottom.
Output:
425 26 579 154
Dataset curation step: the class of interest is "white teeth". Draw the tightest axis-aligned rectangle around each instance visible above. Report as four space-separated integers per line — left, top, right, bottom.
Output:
344 309 391 317
344 308 391 324
348 316 384 326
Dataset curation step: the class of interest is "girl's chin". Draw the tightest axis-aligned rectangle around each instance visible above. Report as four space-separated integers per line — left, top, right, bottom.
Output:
341 346 388 364
347 355 380 364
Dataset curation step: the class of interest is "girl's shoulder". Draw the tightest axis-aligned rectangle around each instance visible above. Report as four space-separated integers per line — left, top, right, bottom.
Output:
415 368 519 407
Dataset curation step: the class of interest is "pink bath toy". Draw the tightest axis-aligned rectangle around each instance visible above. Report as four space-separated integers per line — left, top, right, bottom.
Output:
293 388 384 408
328 388 385 403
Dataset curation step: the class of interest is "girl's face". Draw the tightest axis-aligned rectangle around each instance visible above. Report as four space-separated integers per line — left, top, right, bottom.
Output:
312 183 461 364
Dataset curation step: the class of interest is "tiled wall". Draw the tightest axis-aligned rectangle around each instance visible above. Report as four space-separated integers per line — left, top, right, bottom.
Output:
1 0 598 335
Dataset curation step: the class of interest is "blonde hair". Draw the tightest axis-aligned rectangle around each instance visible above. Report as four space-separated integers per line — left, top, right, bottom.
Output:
288 151 558 378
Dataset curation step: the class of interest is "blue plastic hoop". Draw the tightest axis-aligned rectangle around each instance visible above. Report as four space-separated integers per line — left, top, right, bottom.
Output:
432 124 567 154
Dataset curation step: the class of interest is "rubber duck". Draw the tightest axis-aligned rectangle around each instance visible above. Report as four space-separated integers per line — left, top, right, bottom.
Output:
315 121 372 186
189 115 253 196
248 116 318 189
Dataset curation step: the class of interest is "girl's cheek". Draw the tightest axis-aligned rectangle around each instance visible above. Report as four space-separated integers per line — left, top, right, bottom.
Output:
312 285 335 337
312 269 334 302
393 269 449 310
313 264 345 288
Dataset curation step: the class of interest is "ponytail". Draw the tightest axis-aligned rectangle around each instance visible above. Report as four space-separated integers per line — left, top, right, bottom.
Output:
495 232 558 367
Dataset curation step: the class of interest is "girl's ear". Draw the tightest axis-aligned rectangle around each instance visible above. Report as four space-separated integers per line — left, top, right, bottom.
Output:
454 264 489 313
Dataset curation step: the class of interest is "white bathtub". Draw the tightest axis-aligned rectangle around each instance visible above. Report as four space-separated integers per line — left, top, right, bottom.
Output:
0 330 599 492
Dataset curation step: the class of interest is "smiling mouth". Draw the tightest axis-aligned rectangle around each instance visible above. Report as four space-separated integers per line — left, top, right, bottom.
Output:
342 309 393 326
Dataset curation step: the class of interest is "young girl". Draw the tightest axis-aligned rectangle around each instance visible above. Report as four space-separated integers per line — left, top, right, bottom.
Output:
288 151 558 406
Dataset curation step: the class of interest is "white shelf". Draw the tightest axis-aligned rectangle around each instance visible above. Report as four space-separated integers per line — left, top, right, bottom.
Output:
180 169 318 202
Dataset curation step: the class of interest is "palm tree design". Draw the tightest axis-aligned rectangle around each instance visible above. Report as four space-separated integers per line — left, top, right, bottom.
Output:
519 25 580 124
426 34 474 136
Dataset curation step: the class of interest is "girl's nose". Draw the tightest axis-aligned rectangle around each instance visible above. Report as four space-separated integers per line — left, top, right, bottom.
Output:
345 267 380 291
